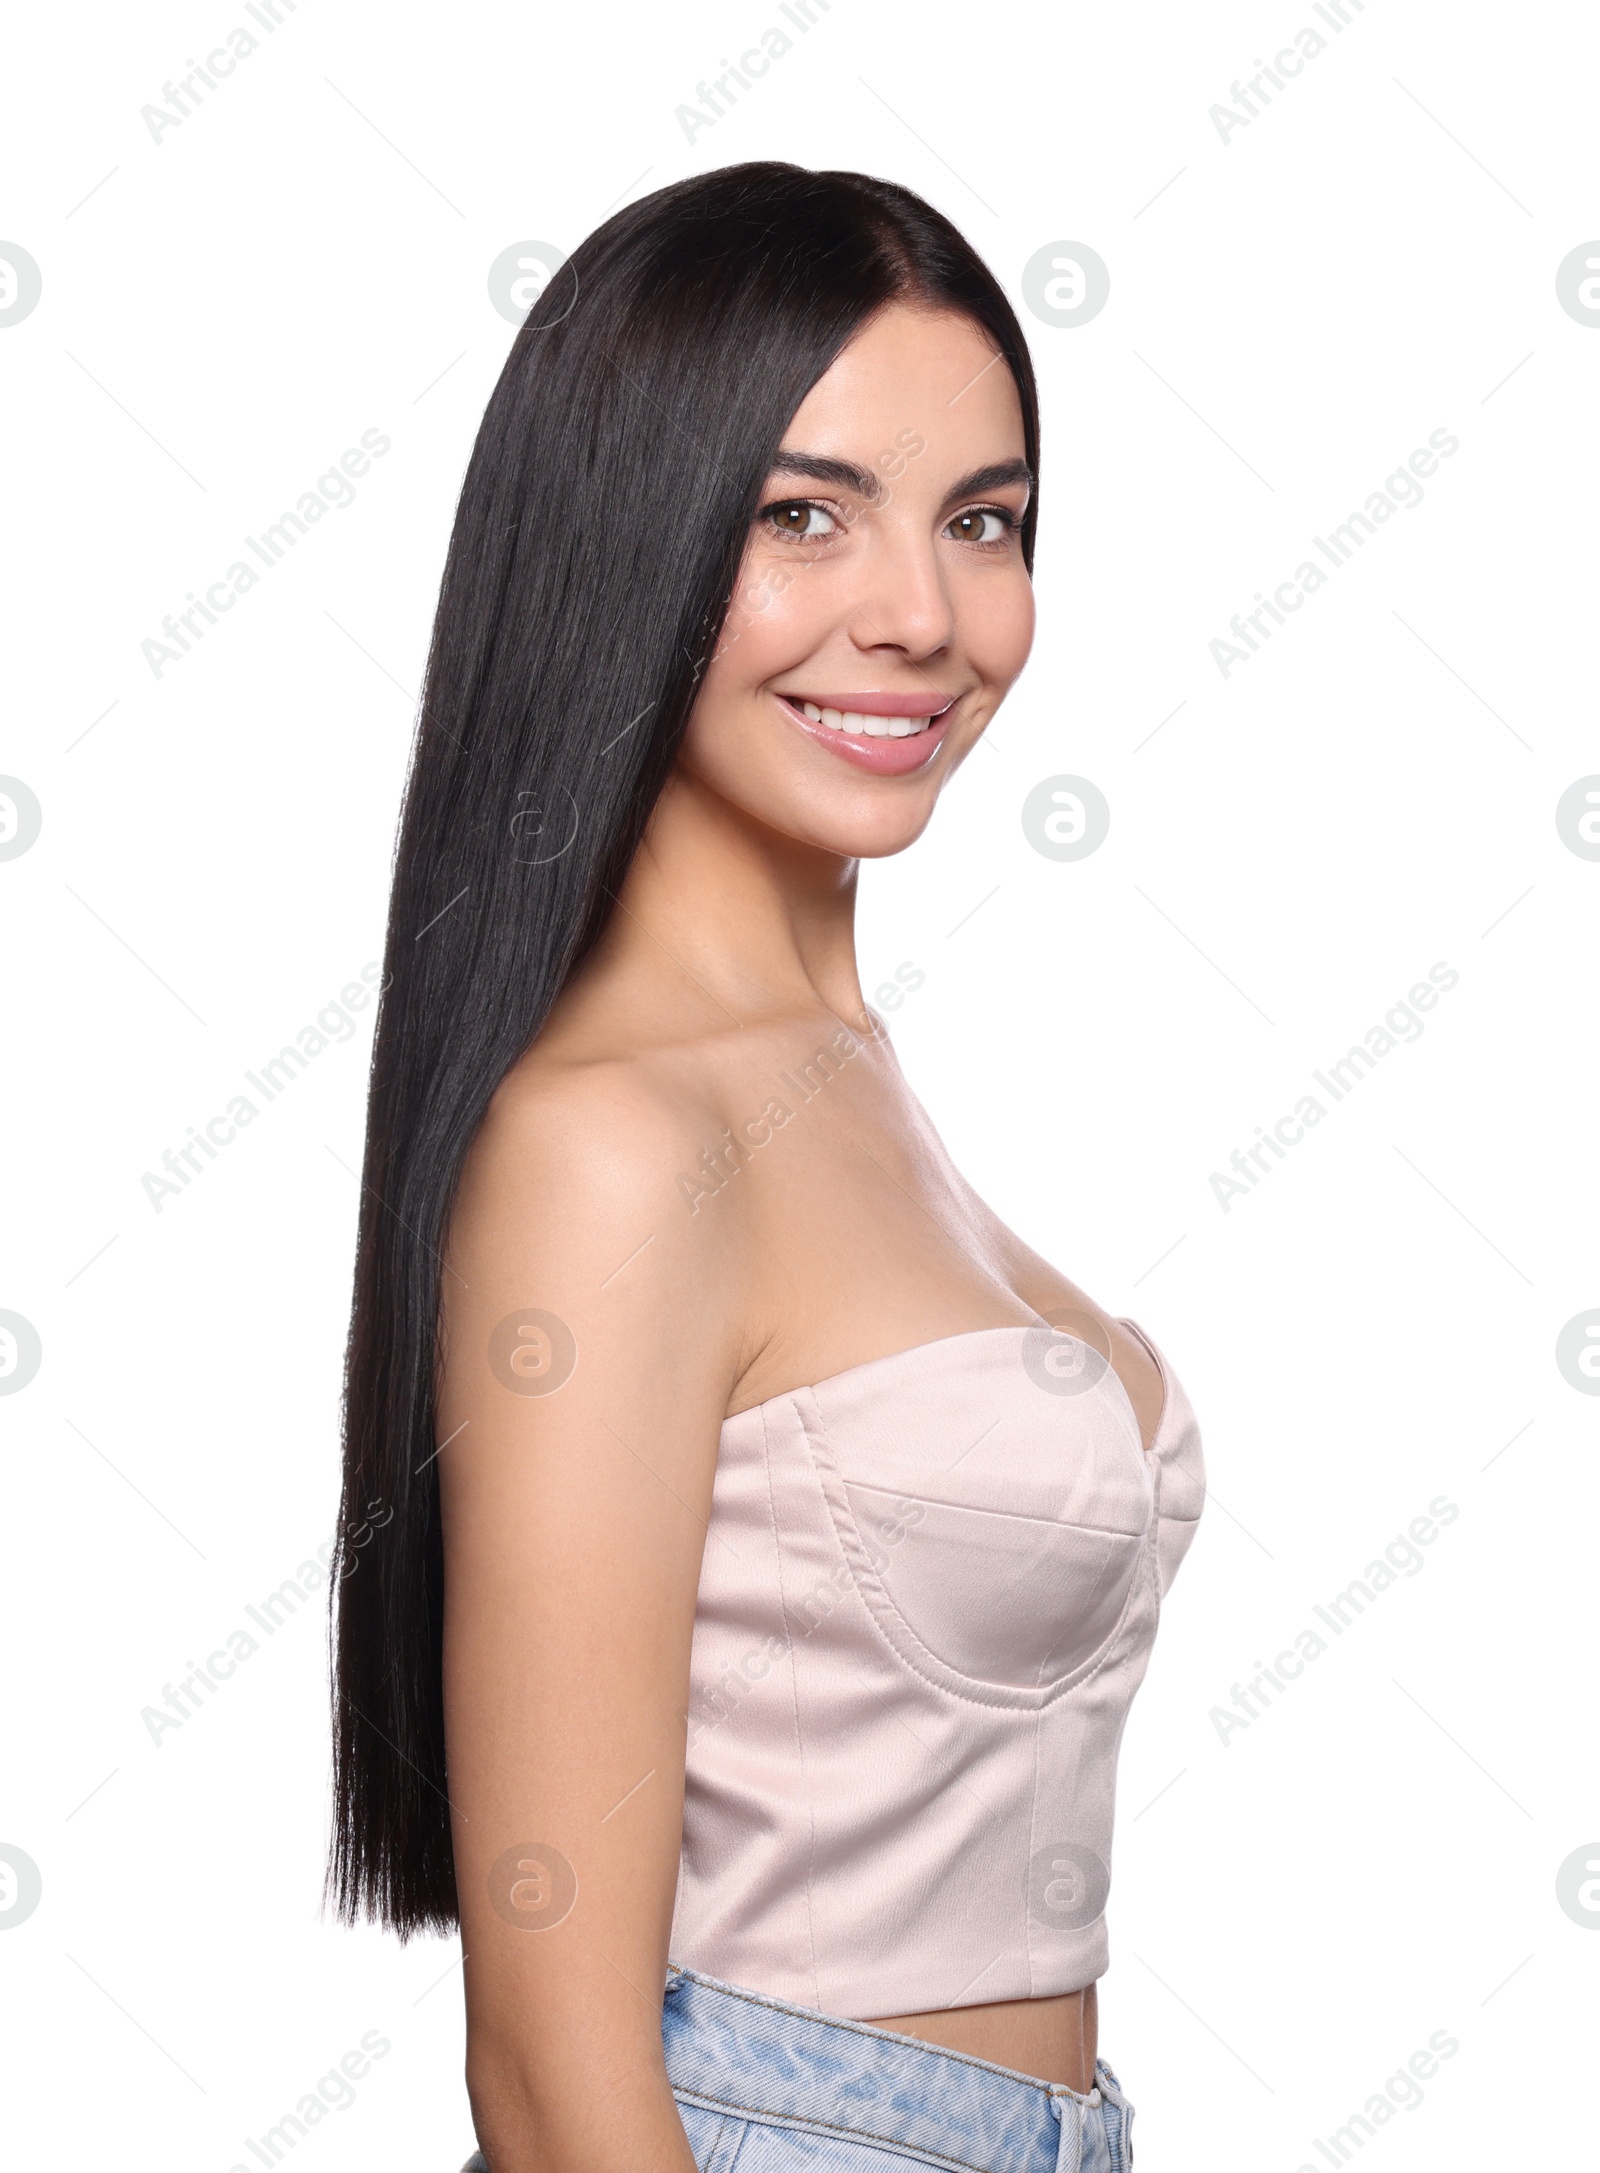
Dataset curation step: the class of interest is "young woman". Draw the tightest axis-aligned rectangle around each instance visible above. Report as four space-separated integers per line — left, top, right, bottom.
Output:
329 162 1204 2173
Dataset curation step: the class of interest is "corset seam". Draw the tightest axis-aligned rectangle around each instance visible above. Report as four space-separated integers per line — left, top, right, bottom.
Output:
843 1473 1155 1543
794 1388 1156 1715
758 1394 822 2011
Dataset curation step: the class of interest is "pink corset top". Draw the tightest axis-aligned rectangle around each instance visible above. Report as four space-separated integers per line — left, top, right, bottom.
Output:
669 1317 1206 2020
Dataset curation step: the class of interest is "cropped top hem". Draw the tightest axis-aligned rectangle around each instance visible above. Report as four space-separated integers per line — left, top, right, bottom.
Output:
669 1316 1206 2021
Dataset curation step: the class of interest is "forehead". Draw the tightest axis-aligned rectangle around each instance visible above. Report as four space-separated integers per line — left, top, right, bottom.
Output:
782 302 1025 462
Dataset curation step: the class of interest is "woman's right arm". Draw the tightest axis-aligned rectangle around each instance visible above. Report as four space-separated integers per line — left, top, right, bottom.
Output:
435 1065 746 2172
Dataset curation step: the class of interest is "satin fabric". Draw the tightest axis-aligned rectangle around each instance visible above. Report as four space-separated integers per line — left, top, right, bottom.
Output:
670 1319 1205 2020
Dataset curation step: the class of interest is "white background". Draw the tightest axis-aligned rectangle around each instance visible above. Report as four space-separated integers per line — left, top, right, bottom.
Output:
3 1 1596 2166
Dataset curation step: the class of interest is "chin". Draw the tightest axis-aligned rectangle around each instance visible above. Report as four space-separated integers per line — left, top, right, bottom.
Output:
746 772 947 861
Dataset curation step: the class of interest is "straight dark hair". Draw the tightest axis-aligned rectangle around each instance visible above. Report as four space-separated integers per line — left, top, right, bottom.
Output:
327 160 1041 1935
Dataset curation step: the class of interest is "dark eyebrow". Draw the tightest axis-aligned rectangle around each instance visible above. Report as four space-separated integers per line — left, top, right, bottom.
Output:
945 459 1034 505
767 451 885 502
764 450 1034 509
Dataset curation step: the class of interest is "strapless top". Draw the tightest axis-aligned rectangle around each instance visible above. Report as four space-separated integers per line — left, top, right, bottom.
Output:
668 1317 1205 2020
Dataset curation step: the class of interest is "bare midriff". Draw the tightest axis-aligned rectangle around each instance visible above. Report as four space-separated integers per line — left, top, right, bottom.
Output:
867 1982 1097 2092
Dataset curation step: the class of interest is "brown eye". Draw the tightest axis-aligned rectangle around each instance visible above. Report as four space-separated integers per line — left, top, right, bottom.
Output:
762 501 837 539
947 509 1010 544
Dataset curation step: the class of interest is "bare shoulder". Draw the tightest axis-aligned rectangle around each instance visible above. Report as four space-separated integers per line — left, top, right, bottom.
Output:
468 1040 716 1219
443 1033 762 1398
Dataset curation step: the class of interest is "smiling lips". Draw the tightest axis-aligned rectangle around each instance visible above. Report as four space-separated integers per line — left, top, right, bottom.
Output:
774 689 957 775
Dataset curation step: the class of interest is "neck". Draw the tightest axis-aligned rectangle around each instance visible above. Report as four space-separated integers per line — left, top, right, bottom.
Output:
589 764 869 1036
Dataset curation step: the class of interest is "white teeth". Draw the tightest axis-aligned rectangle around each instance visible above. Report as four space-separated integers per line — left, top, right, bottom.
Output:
787 698 935 739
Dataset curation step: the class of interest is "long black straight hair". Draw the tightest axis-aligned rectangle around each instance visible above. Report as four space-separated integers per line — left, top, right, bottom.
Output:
327 161 1041 1935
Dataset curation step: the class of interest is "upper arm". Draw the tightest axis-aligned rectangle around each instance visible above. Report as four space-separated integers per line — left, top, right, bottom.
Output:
435 1062 743 2156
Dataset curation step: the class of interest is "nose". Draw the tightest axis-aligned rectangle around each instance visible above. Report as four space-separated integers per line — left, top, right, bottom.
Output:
843 518 955 664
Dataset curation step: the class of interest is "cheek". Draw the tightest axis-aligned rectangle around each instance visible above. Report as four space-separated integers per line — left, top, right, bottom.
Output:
965 574 1035 688
719 552 830 670
708 551 839 695
680 564 809 775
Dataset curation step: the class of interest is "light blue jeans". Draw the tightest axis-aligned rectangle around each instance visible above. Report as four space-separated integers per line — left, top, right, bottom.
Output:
462 1961 1134 2170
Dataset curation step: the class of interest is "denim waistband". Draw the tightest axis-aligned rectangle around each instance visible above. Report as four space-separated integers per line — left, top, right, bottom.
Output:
662 1961 1130 2173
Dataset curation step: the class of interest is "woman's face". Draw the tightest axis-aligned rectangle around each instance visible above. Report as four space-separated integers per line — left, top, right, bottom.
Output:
675 301 1035 860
